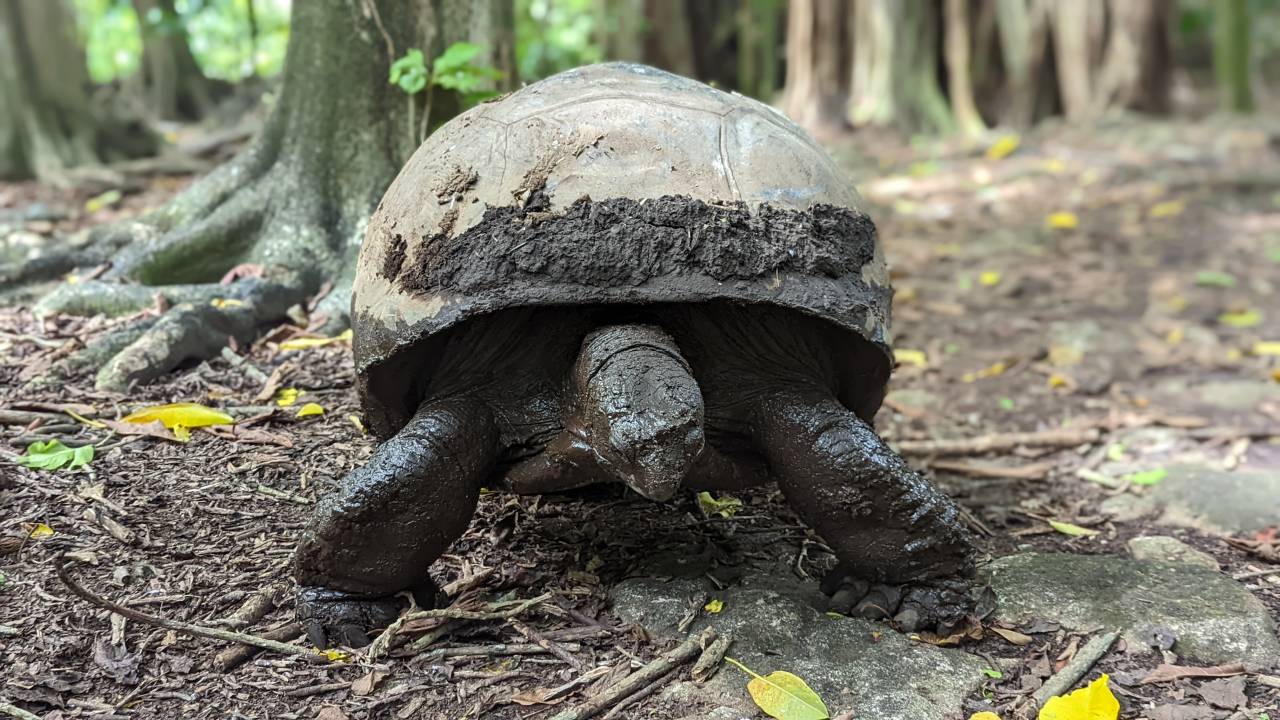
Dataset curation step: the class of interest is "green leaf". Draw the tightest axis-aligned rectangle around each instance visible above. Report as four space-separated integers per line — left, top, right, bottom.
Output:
1194 270 1237 288
725 658 829 720
16 440 95 471
1267 246 1280 264
982 668 1004 679
1126 468 1168 486
697 491 743 518
389 48 425 83
1219 309 1262 328
998 397 1015 411
432 42 482 73
1048 520 1099 537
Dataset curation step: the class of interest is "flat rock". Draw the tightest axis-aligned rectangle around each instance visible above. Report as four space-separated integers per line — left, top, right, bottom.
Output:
1101 463 1280 534
611 568 987 720
1127 535 1220 570
985 553 1278 667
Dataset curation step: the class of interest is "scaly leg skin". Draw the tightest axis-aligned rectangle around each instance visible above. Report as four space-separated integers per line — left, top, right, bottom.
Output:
753 387 977 633
293 397 498 648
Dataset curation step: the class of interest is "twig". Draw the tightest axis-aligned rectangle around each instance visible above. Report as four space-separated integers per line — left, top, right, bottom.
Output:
1232 567 1280 580
601 667 678 720
928 459 1057 480
0 701 41 720
896 428 1100 456
509 618 586 672
549 627 717 720
213 622 304 672
1029 630 1118 708
56 560 325 664
418 641 582 661
369 592 551 660
285 681 351 698
691 633 733 682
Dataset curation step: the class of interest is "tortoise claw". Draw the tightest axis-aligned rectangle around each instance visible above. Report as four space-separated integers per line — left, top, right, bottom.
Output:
821 567 975 636
296 586 415 649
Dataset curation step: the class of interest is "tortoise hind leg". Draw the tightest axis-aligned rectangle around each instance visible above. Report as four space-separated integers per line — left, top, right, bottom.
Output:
293 396 498 647
752 387 976 632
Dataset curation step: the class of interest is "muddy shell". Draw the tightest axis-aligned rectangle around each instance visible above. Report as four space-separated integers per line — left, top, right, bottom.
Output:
353 62 893 439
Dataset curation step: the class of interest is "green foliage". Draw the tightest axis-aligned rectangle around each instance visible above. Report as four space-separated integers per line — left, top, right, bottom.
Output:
389 49 429 94
517 0 602 83
74 0 142 83
390 43 503 102
16 440 95 471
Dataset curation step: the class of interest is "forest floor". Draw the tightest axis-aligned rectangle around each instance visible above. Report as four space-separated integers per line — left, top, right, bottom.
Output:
2 115 1279 720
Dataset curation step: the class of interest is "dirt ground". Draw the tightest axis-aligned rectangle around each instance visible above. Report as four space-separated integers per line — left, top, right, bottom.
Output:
2 115 1279 720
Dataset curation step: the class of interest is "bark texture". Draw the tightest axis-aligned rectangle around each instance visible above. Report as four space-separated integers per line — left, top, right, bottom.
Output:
131 0 231 121
779 0 849 135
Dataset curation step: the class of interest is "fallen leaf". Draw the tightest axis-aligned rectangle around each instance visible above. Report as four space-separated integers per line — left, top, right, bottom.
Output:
970 713 1001 720
1218 309 1262 328
1252 341 1280 356
1047 373 1072 389
991 627 1034 645
1149 200 1185 219
351 669 389 697
894 348 928 368
121 403 234 429
697 491 743 518
210 298 245 309
1197 676 1247 709
16 440 95 471
1049 520 1099 537
1046 212 1079 230
28 523 55 539
983 668 1003 679
315 707 348 720
274 388 300 407
1140 663 1245 684
319 648 349 662
103 419 184 443
1038 674 1118 720
279 328 353 351
985 134 1020 160
296 403 325 418
963 361 1007 383
704 599 724 614
172 426 192 442
348 414 367 434
726 658 829 720
1194 270 1236 288
510 687 562 706
979 270 1002 287
92 638 139 685
84 189 122 214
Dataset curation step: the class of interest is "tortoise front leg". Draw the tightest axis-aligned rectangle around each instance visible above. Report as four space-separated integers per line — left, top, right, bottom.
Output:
293 396 497 647
752 387 976 632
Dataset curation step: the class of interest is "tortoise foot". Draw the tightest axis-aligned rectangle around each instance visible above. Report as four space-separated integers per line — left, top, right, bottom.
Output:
821 564 975 635
297 585 434 649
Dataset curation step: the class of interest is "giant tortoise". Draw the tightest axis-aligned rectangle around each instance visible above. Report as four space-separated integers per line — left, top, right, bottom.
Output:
292 63 976 647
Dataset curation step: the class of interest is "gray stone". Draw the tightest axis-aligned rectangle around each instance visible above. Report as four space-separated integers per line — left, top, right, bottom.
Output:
1101 463 1280 534
984 553 1279 667
611 568 987 720
1127 536 1220 570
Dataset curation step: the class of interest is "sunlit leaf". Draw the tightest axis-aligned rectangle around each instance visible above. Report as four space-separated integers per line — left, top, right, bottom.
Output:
970 713 1002 720
319 648 349 662
210 298 245 309
697 491 743 518
1252 341 1280 356
1038 674 1119 720
991 627 1034 645
296 403 325 418
274 388 300 407
725 658 829 720
894 349 928 368
1194 270 1236 288
1126 468 1167 486
962 362 1007 383
349 414 367 434
704 599 724 614
1149 200 1185 219
979 271 1002 287
121 403 234 429
1218 309 1262 328
985 134 1020 161
279 328 353 351
1047 373 1071 389
1049 520 1099 537
1164 327 1184 345
85 189 122 213
29 523 55 539
16 440 95 471
1045 212 1079 230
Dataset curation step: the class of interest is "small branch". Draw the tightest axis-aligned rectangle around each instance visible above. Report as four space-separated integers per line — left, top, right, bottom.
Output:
368 592 551 661
56 560 325 665
896 428 1100 456
509 617 586 672
213 622 304 672
0 701 41 720
550 627 717 720
1029 630 1118 708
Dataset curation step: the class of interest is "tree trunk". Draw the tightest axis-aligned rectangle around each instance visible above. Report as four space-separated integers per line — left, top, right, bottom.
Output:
1213 0 1253 112
21 0 514 389
642 0 696 76
1094 0 1173 114
131 0 230 121
595 0 644 62
736 0 782 100
779 0 849 136
0 0 100 181
944 0 987 138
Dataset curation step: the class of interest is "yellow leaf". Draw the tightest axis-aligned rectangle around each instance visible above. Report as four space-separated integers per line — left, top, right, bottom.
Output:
971 713 1002 720
697 491 743 518
963 362 1007 383
1149 200 1185 219
29 523 55 539
979 271 1002 287
1047 373 1070 389
1045 212 1079 230
296 403 325 418
210 298 244 309
319 648 349 662
704 599 724 614
725 658 829 720
279 328 353 351
1038 674 1119 720
65 273 81 284
274 388 300 407
1164 327 1184 345
348 414 367 434
1048 345 1084 367
121 403 234 429
1219 309 1262 328
894 349 928 368
1271 368 1280 383
172 426 192 443
1252 341 1280 356
1049 520 1099 537
985 134 1020 161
